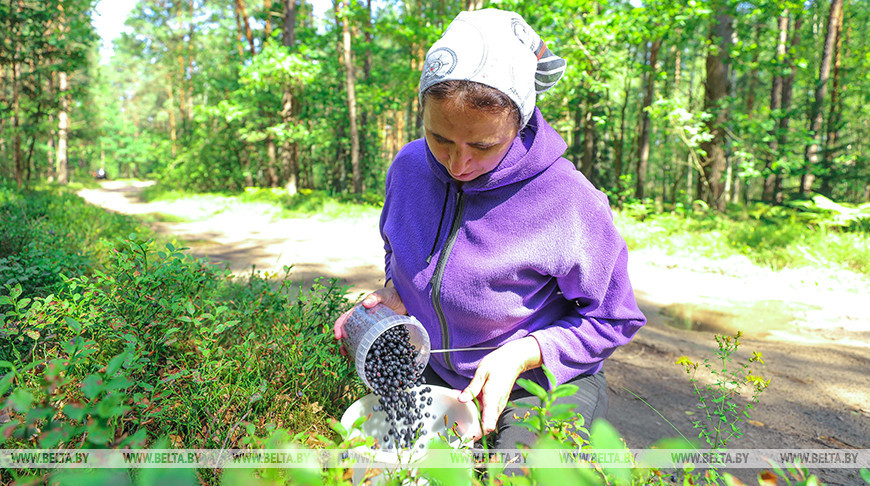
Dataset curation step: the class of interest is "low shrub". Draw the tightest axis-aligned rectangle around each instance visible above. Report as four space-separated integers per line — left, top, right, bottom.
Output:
1 237 363 485
0 185 144 299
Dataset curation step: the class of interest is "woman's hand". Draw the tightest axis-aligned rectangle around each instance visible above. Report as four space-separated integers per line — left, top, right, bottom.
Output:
457 337 543 437
333 283 407 355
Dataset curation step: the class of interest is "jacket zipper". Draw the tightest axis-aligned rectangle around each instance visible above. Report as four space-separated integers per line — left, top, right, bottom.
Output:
430 189 466 372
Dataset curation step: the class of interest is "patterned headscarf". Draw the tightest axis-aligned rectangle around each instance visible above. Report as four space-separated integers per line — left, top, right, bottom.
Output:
419 9 567 128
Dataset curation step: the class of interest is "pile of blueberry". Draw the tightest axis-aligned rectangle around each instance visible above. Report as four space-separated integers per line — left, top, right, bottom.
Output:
363 325 433 450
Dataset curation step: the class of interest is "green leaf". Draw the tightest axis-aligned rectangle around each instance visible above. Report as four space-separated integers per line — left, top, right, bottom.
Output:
81 374 104 399
85 424 112 445
0 371 14 396
7 388 34 412
64 316 82 333
541 364 558 389
859 468 870 484
351 414 368 431
550 383 580 399
547 403 580 421
590 419 632 485
63 404 87 422
420 440 473 486
39 423 74 448
329 419 348 439
25 407 55 423
530 436 601 485
119 428 148 448
106 352 128 376
516 378 547 401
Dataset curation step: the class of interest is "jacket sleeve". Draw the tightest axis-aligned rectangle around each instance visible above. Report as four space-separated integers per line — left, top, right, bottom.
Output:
528 195 646 388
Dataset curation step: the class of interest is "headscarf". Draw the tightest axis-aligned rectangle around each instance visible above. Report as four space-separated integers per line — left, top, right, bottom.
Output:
419 9 567 128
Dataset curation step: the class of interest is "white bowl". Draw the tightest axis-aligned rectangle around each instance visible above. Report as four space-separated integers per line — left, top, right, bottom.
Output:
340 385 480 463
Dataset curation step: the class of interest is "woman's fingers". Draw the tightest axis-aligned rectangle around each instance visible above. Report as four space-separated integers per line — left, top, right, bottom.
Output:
333 309 352 340
458 369 486 404
362 287 407 315
459 343 536 436
333 287 407 357
458 363 510 436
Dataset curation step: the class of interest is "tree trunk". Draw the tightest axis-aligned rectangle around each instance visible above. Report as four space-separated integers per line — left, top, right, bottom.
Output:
581 93 598 184
283 0 297 47
819 0 845 197
465 0 483 10
233 3 246 58
340 1 362 194
266 139 279 187
801 0 844 194
281 0 298 194
359 0 373 188
235 0 256 56
186 0 195 121
47 72 56 182
12 57 23 187
264 0 273 39
635 38 661 200
773 15 801 204
56 71 70 185
699 10 733 211
763 12 789 203
167 76 178 158
613 51 632 203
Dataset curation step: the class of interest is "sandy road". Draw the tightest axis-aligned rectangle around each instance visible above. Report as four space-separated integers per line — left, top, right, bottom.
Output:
78 180 870 484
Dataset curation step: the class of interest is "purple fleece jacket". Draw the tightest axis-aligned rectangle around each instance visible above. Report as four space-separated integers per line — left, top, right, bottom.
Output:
379 107 645 391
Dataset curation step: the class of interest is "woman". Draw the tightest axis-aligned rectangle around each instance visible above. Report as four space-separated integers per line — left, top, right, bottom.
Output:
335 8 645 449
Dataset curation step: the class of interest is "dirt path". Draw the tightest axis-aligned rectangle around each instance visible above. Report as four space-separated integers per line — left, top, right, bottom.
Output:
78 181 869 485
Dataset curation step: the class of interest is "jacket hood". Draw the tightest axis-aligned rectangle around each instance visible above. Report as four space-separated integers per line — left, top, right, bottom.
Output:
424 107 568 192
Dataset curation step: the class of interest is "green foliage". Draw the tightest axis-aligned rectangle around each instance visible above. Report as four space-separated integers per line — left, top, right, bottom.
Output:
0 221 364 484
513 366 589 448
0 184 142 298
676 332 769 450
614 198 870 275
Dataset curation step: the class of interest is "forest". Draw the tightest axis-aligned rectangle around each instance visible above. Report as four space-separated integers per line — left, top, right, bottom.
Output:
1 0 868 210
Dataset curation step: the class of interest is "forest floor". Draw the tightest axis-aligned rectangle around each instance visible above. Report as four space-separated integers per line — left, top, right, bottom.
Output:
77 180 870 485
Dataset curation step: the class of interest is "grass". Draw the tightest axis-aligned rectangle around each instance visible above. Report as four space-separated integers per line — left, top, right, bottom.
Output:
613 200 870 277
140 184 383 222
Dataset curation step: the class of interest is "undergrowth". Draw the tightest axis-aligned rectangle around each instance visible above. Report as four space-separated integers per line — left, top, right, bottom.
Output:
613 196 870 276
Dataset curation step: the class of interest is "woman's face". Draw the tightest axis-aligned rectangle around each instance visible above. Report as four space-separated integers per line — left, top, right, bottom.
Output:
422 98 518 182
